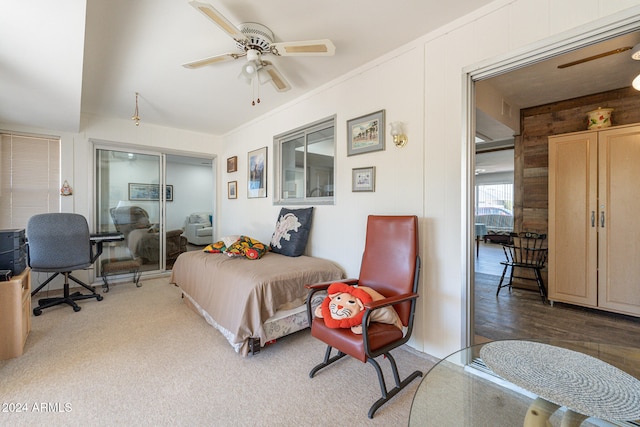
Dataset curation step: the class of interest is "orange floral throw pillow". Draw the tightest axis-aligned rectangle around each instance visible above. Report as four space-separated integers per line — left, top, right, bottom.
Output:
225 236 268 260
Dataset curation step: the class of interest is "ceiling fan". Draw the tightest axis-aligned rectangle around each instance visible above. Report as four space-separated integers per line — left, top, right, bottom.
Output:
183 1 336 104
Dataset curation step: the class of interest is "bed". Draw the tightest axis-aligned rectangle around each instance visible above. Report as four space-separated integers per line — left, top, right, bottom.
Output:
170 250 345 355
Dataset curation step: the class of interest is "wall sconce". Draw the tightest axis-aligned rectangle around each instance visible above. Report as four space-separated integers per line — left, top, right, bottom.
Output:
131 92 141 126
633 74 640 91
389 121 408 147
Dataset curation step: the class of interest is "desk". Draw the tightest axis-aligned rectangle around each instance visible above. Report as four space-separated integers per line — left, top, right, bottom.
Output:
475 223 487 257
409 340 640 426
0 268 30 360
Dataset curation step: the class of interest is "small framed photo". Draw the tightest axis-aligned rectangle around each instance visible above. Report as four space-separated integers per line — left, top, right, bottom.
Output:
347 110 385 156
352 167 376 192
228 181 237 199
248 147 267 198
227 156 238 173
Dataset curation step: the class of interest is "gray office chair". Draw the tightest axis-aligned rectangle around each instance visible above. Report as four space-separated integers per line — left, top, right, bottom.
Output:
27 213 103 315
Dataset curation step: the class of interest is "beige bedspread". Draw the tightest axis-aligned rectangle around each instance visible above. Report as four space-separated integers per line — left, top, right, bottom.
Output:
170 250 345 355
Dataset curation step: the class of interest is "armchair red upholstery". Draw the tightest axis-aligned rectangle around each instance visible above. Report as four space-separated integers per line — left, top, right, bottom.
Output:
305 215 421 418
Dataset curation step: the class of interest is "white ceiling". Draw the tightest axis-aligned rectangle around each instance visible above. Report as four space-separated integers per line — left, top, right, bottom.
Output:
3 1 639 140
475 30 640 175
485 31 640 112
1 0 496 135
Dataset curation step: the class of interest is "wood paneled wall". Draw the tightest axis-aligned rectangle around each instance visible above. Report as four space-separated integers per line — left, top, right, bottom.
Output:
516 86 640 234
512 86 640 289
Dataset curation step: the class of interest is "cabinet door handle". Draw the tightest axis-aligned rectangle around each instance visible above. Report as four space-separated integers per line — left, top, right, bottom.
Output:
591 211 595 227
600 211 605 228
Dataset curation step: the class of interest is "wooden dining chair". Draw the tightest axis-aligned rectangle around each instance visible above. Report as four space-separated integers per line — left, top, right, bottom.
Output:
497 232 548 302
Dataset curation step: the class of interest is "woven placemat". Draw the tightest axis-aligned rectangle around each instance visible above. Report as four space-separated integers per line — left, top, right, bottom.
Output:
480 340 640 421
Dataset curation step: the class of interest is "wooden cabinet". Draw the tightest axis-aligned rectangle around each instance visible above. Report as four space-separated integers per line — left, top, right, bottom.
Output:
548 124 640 316
0 268 31 359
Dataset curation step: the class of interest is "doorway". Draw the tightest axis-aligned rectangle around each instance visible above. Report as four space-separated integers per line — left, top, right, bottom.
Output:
94 146 215 280
468 24 640 346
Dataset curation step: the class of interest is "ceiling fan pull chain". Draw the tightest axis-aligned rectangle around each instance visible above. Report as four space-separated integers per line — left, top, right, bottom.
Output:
256 78 261 104
251 77 256 106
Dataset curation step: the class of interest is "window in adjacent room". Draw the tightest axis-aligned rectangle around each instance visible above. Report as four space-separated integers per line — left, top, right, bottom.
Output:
0 133 61 229
273 115 335 205
475 183 513 215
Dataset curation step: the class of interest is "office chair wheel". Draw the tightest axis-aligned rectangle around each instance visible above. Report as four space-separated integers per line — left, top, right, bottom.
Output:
97 295 104 301
33 307 42 316
73 305 81 312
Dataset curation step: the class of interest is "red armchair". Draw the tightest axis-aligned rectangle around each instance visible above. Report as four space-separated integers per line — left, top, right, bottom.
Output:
305 215 422 418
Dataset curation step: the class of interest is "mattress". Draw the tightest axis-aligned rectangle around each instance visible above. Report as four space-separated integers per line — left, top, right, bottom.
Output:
170 250 345 355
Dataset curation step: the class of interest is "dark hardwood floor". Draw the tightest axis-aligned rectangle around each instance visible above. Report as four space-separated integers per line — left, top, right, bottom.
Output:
474 241 640 349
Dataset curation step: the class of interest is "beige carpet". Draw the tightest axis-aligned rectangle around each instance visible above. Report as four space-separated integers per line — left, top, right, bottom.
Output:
0 278 437 426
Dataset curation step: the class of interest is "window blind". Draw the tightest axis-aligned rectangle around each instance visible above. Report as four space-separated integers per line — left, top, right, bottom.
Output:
0 133 61 229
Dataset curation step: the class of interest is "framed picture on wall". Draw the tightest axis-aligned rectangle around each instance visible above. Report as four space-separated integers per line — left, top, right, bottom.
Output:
247 147 267 198
228 181 237 199
352 167 375 192
129 183 173 201
227 156 238 173
347 110 385 156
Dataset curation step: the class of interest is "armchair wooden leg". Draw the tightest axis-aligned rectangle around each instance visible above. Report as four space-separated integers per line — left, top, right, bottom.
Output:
496 264 511 296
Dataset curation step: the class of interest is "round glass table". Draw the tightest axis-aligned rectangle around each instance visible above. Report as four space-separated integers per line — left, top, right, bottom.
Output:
409 339 640 426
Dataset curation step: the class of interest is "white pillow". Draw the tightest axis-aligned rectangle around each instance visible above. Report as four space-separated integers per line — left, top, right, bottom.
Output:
220 235 241 248
189 213 210 226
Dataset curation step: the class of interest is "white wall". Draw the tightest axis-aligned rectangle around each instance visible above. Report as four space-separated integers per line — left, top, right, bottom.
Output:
3 0 639 358
217 46 425 280
1 115 220 289
216 0 640 358
166 161 214 231
419 0 640 357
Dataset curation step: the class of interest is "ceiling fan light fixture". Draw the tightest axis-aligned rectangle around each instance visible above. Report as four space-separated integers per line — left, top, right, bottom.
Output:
184 2 332 95
633 73 640 91
631 43 640 60
237 69 252 85
243 61 258 75
257 68 272 84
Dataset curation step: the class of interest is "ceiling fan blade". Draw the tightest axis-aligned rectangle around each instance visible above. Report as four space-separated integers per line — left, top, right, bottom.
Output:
182 53 240 69
557 46 632 69
270 39 335 56
188 1 248 44
260 63 291 92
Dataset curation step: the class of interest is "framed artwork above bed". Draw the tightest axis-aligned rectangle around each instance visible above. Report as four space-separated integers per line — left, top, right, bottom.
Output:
347 109 385 156
248 147 267 198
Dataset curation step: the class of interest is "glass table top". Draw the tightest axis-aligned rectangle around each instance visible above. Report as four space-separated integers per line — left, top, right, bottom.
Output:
409 339 640 427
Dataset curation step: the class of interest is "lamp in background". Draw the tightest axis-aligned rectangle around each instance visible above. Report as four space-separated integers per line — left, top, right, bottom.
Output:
389 121 408 147
631 43 640 60
633 74 640 91
131 92 141 126
630 44 640 91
